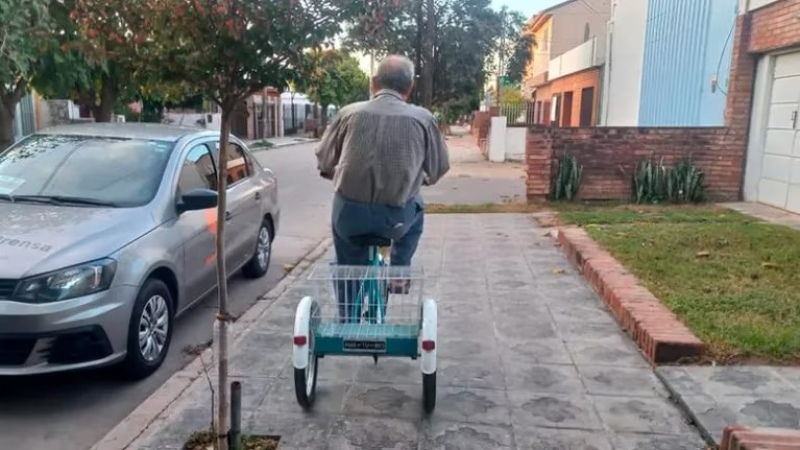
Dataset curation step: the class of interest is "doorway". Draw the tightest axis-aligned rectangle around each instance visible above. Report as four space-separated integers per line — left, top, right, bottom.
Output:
562 91 574 126
580 87 595 126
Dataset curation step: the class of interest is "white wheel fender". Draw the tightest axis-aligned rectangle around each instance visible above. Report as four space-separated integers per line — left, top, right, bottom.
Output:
420 298 437 375
293 296 314 370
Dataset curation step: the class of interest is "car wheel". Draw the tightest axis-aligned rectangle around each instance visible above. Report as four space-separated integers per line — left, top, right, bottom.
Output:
120 278 174 380
242 219 273 279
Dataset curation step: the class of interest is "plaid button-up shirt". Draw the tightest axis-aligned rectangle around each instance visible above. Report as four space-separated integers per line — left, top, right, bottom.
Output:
315 90 450 207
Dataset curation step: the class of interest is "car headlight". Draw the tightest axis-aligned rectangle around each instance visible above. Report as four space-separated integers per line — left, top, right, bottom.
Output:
14 259 117 303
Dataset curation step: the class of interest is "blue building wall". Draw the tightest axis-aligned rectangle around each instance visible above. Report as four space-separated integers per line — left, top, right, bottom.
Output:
638 0 737 127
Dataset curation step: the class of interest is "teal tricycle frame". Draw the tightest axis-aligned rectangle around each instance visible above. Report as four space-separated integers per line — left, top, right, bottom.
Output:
292 242 437 413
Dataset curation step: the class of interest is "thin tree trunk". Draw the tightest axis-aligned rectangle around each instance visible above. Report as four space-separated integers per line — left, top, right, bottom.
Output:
321 104 329 132
421 0 435 108
0 102 15 152
215 109 232 450
91 77 118 123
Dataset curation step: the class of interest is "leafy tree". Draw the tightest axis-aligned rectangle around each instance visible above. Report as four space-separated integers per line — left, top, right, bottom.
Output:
299 49 369 131
0 0 52 151
142 1 346 448
495 84 524 104
505 16 535 84
345 0 505 116
31 0 161 122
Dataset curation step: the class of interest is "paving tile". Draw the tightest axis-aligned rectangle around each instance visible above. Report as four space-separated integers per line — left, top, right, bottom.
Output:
548 304 617 326
503 362 584 393
325 415 420 450
592 396 695 435
565 338 648 368
138 404 215 449
342 383 426 421
513 426 613 450
683 366 797 398
577 365 668 398
509 391 604 430
261 376 348 415
557 321 630 343
433 387 512 425
438 357 506 390
610 432 708 450
496 336 574 366
419 421 514 450
494 317 559 340
354 357 421 385
437 336 500 362
246 411 332 450
774 367 800 389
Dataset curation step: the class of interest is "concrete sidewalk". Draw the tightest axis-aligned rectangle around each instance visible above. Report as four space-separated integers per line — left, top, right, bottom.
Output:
99 214 704 450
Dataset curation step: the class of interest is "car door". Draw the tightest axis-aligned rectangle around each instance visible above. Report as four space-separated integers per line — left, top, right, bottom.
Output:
176 142 219 306
213 141 263 272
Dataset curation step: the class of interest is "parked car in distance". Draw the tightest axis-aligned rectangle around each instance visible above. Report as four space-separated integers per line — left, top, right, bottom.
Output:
0 123 280 379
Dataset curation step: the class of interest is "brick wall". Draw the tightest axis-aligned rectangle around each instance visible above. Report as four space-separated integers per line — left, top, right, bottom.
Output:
525 127 744 201
748 0 800 53
472 111 491 149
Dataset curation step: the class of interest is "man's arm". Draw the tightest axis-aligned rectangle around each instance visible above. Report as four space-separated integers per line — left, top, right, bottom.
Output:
315 112 347 178
422 116 450 185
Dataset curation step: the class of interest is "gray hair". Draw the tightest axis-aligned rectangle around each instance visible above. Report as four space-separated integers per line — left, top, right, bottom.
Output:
373 55 415 94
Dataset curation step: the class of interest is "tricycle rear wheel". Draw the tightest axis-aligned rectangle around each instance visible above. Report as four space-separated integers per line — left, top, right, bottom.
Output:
422 372 436 413
294 354 318 410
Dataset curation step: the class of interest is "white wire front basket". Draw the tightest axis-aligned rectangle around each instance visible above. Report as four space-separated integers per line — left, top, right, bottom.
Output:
307 263 428 339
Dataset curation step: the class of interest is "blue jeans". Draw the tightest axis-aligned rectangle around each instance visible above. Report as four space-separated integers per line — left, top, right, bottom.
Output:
331 194 424 321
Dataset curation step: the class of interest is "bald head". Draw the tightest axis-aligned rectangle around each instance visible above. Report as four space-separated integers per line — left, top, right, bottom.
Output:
372 55 415 99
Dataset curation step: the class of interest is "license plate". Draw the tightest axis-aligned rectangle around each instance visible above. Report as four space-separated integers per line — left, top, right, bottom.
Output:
343 339 387 353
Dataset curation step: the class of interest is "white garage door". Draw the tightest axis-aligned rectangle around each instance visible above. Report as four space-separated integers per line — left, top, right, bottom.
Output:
760 51 800 213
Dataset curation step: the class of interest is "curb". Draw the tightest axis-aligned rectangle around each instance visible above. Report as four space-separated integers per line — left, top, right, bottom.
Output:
719 425 800 449
92 238 332 450
251 139 319 151
556 227 704 365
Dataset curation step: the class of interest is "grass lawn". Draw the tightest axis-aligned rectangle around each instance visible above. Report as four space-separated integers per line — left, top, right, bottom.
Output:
425 202 541 214
559 204 800 364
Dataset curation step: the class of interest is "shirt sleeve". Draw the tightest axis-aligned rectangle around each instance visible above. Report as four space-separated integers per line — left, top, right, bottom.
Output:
423 116 450 185
315 112 346 174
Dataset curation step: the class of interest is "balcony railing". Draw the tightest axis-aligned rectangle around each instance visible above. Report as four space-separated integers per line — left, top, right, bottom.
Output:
548 37 599 81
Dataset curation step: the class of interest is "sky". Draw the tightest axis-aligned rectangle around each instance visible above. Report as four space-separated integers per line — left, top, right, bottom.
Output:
491 0 561 19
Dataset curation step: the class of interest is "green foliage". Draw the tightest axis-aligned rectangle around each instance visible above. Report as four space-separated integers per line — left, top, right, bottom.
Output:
496 85 524 104
552 154 583 202
504 18 534 84
299 50 369 108
146 0 346 111
632 156 706 204
345 0 506 115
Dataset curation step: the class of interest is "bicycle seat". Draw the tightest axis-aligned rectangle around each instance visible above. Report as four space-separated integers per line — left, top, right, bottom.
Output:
350 234 392 247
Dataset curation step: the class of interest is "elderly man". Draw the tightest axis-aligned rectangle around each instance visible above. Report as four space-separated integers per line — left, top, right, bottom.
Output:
316 55 450 272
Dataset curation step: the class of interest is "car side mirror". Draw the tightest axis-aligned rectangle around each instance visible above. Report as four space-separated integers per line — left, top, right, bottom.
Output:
177 188 218 213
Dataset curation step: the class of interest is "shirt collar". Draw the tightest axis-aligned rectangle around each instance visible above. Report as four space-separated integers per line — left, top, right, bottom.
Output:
374 89 405 100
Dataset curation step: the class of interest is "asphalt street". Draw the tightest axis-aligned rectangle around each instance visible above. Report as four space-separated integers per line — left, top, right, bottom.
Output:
0 142 332 450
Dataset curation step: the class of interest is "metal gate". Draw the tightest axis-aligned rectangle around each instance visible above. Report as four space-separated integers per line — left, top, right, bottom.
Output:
13 95 36 141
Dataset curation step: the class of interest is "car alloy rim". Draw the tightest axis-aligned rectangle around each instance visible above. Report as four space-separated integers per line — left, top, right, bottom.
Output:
257 226 271 269
139 295 169 362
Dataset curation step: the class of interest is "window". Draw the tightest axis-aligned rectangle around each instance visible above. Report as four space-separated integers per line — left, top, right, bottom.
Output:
212 142 251 186
0 135 174 207
178 144 217 194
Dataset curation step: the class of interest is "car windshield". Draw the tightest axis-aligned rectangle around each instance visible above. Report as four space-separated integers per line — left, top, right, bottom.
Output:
0 135 174 207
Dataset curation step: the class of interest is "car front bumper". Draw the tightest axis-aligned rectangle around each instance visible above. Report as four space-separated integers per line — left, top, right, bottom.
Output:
0 285 138 375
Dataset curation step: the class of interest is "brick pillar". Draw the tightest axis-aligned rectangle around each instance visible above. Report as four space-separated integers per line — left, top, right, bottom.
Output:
725 13 754 132
525 127 553 202
723 13 754 201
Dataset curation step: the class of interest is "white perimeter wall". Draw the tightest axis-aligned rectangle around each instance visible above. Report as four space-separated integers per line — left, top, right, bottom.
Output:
603 0 649 126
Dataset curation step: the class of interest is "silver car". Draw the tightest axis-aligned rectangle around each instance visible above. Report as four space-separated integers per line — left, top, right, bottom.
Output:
0 123 279 379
